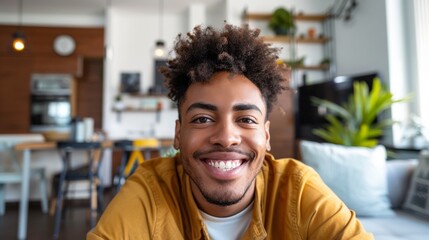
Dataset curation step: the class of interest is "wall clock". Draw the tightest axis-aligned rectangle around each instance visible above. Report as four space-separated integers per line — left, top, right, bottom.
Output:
53 35 76 56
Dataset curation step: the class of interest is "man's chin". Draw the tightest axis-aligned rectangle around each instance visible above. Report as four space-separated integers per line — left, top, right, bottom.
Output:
203 193 245 207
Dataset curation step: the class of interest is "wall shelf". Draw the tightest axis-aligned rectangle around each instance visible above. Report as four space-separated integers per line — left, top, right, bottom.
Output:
293 64 330 71
121 93 167 98
263 36 329 44
244 10 333 75
112 108 160 113
243 13 329 22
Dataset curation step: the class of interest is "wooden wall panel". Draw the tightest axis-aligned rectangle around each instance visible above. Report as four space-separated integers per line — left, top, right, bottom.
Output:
0 57 32 133
268 89 296 159
76 58 104 130
0 25 104 133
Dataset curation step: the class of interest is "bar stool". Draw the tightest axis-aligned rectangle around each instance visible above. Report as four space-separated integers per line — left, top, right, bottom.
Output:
114 139 160 192
53 141 103 239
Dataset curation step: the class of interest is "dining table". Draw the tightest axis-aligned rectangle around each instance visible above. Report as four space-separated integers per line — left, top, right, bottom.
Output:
13 138 173 239
14 141 56 240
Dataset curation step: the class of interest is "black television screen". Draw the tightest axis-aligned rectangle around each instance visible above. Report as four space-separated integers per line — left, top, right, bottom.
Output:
296 72 378 141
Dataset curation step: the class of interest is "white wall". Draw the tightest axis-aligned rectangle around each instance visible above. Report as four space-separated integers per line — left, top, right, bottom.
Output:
334 0 389 80
103 6 185 140
187 3 206 30
206 0 227 28
0 12 104 27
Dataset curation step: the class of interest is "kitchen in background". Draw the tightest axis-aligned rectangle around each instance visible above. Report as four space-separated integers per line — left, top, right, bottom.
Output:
0 25 104 139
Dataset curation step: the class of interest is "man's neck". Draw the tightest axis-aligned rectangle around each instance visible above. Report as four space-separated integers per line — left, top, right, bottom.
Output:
190 180 256 217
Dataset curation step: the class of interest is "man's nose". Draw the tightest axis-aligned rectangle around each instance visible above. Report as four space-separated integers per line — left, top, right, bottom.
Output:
209 120 241 148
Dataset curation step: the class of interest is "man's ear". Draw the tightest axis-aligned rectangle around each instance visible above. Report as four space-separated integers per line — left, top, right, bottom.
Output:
265 120 271 151
174 119 181 149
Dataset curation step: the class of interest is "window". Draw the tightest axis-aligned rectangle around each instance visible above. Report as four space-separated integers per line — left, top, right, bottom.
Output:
413 0 429 125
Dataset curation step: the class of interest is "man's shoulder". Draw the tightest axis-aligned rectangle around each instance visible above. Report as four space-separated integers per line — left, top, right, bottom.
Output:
90 156 185 239
128 156 181 188
263 153 314 177
139 156 179 174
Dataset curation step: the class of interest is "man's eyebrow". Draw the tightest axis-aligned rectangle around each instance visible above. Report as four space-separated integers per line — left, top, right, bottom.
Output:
186 102 217 113
233 104 262 114
186 102 262 115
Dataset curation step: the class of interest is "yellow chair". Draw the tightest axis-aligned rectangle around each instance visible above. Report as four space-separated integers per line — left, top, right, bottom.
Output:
123 138 160 177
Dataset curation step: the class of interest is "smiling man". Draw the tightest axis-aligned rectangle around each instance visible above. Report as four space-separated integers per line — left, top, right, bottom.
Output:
88 24 372 240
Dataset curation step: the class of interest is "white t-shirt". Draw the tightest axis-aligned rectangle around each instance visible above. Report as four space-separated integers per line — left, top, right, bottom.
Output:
199 202 254 240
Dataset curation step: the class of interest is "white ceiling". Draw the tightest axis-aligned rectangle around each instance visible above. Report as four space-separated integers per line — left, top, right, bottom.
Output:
0 0 222 16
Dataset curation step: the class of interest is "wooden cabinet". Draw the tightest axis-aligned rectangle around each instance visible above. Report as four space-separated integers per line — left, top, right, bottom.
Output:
268 88 296 159
76 58 104 130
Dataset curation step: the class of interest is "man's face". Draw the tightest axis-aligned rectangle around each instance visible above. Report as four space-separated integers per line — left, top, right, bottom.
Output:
174 71 270 214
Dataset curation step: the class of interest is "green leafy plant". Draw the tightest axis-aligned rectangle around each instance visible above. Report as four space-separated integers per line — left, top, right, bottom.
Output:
312 78 409 147
115 93 122 102
268 8 296 35
284 56 305 68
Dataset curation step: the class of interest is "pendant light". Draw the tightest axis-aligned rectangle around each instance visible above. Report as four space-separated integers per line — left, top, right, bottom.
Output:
154 0 166 59
12 0 25 52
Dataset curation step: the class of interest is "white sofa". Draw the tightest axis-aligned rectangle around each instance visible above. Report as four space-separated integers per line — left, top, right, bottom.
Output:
299 141 429 240
359 159 429 240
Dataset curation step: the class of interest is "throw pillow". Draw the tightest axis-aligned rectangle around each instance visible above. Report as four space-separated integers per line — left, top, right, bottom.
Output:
300 140 394 217
404 150 429 218
386 159 418 208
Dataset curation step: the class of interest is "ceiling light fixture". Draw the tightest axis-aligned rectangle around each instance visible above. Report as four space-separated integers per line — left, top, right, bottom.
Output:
154 0 166 59
12 0 25 52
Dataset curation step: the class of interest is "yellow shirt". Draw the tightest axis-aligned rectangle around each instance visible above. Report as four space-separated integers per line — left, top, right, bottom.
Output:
87 154 373 240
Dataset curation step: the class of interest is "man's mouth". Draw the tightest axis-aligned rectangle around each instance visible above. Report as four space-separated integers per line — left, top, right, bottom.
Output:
207 160 243 171
194 148 254 174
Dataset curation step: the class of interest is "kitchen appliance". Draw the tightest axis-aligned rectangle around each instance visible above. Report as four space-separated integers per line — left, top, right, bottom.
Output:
30 74 73 132
70 117 94 142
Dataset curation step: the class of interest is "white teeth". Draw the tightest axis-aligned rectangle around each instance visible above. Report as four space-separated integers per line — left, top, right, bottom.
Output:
226 161 231 169
220 161 225 168
208 160 241 171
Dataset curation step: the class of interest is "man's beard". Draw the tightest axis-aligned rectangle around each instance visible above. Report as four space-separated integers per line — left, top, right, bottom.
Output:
193 176 256 206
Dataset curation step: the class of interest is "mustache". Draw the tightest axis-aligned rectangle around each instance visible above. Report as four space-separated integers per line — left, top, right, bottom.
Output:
193 146 255 159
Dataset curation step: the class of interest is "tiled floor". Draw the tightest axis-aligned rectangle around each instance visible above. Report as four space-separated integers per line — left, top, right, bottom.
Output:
0 189 115 240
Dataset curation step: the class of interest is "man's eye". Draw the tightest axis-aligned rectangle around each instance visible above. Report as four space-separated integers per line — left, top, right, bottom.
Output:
191 117 213 124
238 117 257 124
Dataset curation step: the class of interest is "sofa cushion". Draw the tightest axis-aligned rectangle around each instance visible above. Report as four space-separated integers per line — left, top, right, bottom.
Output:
404 150 429 218
300 140 394 217
359 209 429 240
386 159 418 208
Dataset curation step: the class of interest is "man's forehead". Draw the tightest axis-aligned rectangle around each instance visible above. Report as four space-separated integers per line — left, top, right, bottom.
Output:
182 85 265 115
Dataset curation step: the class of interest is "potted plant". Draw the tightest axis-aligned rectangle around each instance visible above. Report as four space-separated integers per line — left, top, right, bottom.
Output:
311 78 409 147
114 93 124 111
268 7 296 36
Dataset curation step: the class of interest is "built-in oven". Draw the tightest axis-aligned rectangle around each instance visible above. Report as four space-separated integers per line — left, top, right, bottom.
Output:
30 74 73 132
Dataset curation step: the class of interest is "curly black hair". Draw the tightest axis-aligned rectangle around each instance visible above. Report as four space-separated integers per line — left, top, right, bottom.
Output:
161 24 290 117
